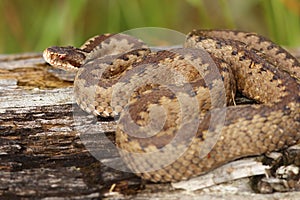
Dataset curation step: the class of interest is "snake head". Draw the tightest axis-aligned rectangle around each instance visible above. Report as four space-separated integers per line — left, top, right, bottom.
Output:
43 46 87 72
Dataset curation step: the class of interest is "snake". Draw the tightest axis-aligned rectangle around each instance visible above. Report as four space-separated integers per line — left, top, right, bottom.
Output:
43 30 300 183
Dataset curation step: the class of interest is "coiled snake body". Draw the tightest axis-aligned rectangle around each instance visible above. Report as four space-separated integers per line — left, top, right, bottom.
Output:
43 30 300 182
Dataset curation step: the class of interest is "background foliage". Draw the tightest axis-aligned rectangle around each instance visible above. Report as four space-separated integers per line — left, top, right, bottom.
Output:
0 0 299 54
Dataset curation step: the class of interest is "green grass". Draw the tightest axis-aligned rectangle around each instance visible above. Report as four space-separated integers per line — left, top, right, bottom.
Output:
262 0 300 47
0 0 299 54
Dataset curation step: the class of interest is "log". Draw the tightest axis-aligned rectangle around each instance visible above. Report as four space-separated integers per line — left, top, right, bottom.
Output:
0 52 300 199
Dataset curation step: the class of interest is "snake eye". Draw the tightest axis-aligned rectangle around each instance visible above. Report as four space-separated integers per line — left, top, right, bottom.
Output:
59 54 66 60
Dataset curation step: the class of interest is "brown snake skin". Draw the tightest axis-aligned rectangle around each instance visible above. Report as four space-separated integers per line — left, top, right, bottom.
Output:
43 30 300 182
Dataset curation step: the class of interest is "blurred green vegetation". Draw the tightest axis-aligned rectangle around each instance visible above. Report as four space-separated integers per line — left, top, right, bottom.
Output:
0 0 299 54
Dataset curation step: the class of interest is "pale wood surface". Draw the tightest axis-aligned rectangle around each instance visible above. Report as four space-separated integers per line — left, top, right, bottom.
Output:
0 52 299 199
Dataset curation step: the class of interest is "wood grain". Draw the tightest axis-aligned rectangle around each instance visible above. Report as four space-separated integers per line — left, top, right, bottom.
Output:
0 52 299 199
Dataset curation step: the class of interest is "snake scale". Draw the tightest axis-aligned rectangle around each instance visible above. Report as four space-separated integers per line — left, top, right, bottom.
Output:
43 29 300 182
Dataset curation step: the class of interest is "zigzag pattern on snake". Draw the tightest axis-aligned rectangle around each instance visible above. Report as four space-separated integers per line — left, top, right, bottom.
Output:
43 30 300 182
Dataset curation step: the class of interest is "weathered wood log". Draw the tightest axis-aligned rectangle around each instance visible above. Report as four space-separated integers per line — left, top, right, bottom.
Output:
0 52 300 199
